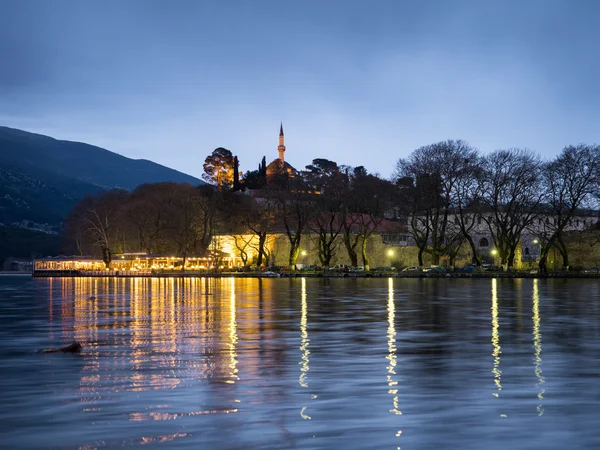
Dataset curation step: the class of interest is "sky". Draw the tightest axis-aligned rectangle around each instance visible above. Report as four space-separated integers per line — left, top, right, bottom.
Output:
1 0 599 180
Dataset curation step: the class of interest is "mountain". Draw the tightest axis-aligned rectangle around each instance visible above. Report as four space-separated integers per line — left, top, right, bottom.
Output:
0 126 203 233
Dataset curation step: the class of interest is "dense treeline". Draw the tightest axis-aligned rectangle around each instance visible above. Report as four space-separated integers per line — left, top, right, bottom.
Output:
64 143 600 271
63 160 400 270
394 142 600 272
64 183 222 268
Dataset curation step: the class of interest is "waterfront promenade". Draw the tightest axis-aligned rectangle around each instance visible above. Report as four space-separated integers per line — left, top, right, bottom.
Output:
28 269 600 279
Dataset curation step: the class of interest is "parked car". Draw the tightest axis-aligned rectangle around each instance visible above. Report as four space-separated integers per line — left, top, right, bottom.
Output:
423 265 446 273
373 266 397 272
350 266 365 272
457 264 475 273
583 267 600 274
329 264 350 272
301 265 321 272
401 266 420 272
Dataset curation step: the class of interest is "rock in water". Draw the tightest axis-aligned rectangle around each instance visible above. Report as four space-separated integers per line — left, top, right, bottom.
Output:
40 342 83 354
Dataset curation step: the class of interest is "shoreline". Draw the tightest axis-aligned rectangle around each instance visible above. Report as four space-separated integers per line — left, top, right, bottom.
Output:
23 271 600 279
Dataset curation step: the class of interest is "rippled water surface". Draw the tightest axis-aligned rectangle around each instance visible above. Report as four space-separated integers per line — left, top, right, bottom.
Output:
1 276 600 449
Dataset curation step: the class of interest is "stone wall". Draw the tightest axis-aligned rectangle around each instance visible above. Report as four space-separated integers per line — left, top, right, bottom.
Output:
215 233 422 268
214 230 600 270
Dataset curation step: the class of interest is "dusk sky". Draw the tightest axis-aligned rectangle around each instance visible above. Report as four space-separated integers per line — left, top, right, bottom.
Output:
1 0 599 179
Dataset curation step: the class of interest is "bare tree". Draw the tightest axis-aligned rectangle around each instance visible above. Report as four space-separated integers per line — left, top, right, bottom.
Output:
80 190 128 268
535 144 600 272
123 183 178 254
232 234 253 266
268 180 312 267
63 201 91 256
341 169 395 270
234 195 277 267
164 184 203 269
394 140 473 266
197 185 224 256
448 147 485 267
303 159 348 267
480 149 543 271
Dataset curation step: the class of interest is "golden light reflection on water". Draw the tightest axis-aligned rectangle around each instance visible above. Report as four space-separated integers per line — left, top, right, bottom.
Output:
51 279 207 394
299 278 310 388
514 278 523 334
228 277 239 384
32 274 568 447
44 276 257 423
491 278 502 398
299 278 311 420
147 278 179 390
532 279 545 416
387 278 402 448
72 278 100 399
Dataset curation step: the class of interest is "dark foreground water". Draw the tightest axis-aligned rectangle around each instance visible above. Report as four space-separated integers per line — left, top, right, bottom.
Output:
1 277 600 449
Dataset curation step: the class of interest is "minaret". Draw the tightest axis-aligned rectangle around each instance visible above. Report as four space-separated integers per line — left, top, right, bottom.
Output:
278 122 286 162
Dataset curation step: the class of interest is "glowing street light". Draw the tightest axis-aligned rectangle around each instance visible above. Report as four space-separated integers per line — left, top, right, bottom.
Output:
491 249 498 256
533 239 539 244
301 251 307 256
387 249 394 257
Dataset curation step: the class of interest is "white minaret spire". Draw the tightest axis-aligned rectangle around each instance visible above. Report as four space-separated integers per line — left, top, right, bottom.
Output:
278 122 285 161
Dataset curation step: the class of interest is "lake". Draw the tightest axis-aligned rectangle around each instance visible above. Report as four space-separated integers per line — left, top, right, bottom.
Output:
1 276 599 449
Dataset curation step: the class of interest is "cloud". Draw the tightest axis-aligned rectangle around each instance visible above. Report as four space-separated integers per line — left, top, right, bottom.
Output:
1 0 599 179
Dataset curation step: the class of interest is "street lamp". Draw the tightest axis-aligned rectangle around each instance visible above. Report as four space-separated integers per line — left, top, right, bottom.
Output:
532 239 544 270
490 249 498 266
387 249 394 257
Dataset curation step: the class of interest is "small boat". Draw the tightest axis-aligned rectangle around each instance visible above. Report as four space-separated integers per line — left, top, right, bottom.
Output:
261 271 281 278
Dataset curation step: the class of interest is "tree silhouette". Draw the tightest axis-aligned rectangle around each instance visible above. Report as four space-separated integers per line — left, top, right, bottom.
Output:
203 147 235 190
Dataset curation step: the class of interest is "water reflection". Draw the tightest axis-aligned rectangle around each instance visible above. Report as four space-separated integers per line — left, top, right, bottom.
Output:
2 276 600 449
52 277 253 404
532 279 545 416
491 278 502 398
75 431 190 449
228 278 239 385
299 277 311 420
386 278 402 445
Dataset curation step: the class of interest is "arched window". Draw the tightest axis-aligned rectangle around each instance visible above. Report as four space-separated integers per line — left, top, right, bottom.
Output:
479 237 489 248
524 247 530 255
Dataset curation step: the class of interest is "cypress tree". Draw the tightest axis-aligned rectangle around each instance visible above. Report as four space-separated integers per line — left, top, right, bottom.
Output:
260 156 267 176
233 156 240 191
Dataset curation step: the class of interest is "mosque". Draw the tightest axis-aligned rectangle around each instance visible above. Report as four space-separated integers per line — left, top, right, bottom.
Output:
265 123 296 180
